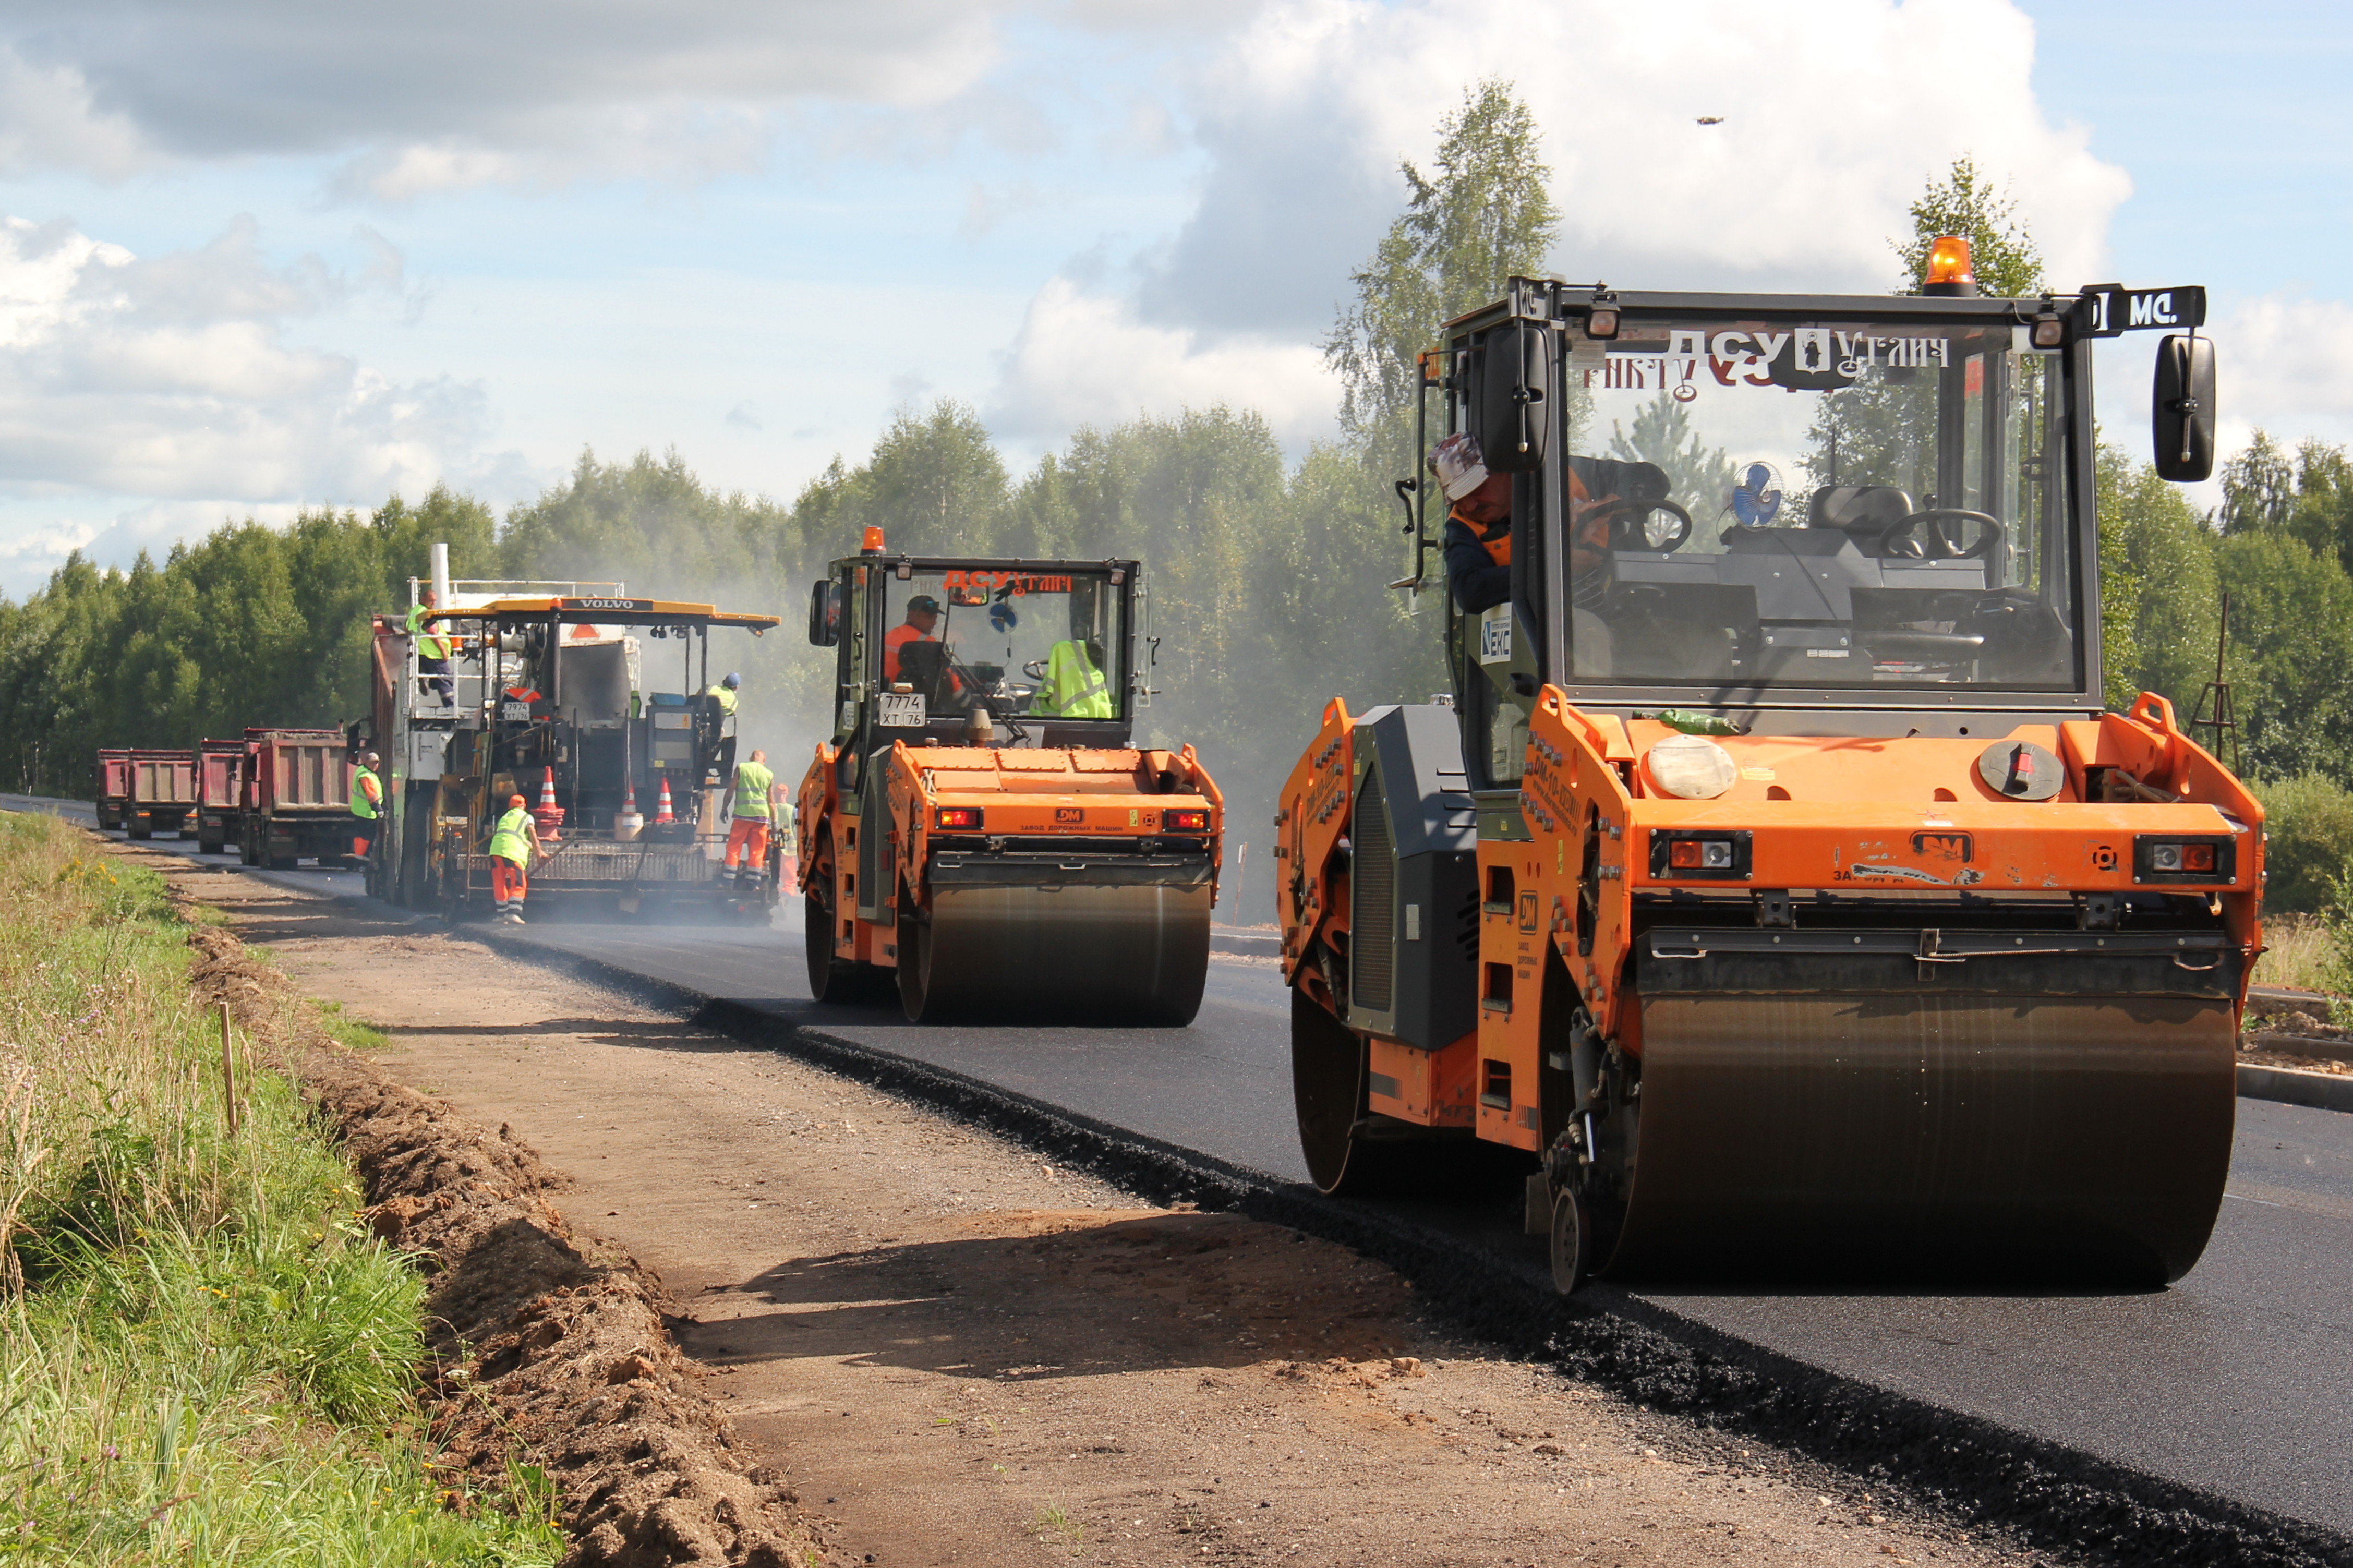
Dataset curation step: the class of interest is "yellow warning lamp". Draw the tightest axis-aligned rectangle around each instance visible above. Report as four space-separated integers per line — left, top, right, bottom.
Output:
1922 235 1978 297
861 526 886 555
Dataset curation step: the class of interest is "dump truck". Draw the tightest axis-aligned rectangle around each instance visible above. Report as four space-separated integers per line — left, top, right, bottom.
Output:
235 728 359 866
94 748 131 830
194 738 247 854
125 747 197 840
369 569 783 920
1277 251 2251 1290
798 535 1223 1024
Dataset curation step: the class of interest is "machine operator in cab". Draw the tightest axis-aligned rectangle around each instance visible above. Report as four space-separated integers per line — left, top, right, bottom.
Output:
1434 433 1621 676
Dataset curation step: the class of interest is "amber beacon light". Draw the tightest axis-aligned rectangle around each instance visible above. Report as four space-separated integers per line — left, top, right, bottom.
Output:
1922 235 1978 297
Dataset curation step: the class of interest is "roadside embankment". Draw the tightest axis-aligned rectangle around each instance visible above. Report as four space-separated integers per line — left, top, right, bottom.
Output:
175 870 837 1567
0 812 561 1564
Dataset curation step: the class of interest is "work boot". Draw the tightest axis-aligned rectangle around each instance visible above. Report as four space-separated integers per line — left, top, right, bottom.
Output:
506 911 527 925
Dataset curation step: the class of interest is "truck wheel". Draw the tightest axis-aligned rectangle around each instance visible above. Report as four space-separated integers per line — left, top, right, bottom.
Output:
127 817 151 841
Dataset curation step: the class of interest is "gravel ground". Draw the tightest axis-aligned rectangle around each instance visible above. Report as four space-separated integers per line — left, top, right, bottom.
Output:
167 858 2043 1568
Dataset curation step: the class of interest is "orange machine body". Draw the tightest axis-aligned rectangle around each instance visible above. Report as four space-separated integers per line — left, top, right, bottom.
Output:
1280 690 2262 1155
799 741 1224 970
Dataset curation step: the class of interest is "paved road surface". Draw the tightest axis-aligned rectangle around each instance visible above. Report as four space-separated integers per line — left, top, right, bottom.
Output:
17 795 2352 1539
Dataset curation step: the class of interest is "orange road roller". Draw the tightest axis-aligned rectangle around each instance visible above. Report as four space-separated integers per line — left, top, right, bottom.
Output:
799 535 1223 1025
1278 257 2253 1290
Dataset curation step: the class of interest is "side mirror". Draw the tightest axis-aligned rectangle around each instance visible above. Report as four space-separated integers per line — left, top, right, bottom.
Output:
1474 321 1551 473
807 579 840 647
2153 335 2216 483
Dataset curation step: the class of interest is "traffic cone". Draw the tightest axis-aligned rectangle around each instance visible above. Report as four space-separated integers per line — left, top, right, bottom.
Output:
616 778 644 842
532 765 564 837
622 778 639 815
654 776 675 824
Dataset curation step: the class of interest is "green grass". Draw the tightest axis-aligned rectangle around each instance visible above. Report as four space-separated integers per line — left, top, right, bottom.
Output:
0 813 560 1565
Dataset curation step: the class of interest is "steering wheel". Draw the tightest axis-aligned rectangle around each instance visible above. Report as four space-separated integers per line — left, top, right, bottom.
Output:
1895 508 2007 560
1598 497 1694 553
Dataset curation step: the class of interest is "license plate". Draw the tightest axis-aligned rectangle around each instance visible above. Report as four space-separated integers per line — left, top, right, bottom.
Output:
877 692 928 728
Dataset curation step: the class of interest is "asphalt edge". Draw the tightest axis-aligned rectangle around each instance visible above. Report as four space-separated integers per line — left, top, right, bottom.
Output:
2240 1064 2353 1114
473 923 2351 1568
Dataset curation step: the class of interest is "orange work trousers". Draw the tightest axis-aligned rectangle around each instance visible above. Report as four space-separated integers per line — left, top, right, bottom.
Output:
492 858 528 911
725 816 770 872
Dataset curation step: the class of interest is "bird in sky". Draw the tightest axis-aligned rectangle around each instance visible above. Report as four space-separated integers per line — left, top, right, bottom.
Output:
1697 116 1726 125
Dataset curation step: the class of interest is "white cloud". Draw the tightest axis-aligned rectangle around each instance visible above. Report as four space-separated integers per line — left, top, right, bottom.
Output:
0 213 516 512
1147 0 2130 336
987 276 1335 447
0 1 1026 195
2215 291 2353 431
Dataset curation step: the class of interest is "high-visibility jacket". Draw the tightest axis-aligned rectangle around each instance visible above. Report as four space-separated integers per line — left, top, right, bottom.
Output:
1032 640 1112 718
407 602 451 661
732 760 775 819
487 806 533 865
704 683 739 716
349 766 382 821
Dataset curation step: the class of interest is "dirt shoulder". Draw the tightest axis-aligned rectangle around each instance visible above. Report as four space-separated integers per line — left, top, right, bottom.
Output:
153 849 2035 1568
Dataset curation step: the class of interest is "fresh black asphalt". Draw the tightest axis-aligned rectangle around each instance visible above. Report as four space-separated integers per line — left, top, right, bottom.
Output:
15 796 2350 1551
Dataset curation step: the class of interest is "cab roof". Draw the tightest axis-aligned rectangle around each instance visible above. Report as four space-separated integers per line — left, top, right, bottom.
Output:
438 595 781 631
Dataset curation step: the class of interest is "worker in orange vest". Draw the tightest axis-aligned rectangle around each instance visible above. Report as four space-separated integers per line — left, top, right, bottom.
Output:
883 595 945 681
1435 434 1621 675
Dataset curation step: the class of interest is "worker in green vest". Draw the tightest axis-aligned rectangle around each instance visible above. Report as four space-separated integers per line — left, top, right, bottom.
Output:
704 671 741 718
1031 638 1112 718
486 792 540 923
721 747 778 890
408 588 454 704
349 752 384 866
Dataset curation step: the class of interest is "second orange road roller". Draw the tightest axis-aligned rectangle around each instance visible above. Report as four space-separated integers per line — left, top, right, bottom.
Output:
1278 249 2254 1290
797 534 1223 1024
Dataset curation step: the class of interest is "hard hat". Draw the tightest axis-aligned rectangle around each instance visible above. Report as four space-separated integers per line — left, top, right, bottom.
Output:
722 672 741 689
906 595 943 616
509 793 527 807
1429 432 1490 502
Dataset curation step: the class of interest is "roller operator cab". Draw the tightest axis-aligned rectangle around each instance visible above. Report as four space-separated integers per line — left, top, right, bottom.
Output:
1278 257 2253 1292
799 538 1224 1025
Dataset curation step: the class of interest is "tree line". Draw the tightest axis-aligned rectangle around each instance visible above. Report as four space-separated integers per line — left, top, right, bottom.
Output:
4 93 2351 912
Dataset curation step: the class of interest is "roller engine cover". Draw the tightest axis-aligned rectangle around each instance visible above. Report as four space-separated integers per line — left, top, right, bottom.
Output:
1343 704 1480 1050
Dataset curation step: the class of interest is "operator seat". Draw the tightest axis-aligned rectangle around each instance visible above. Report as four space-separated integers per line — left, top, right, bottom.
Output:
1810 486 1922 557
896 640 961 711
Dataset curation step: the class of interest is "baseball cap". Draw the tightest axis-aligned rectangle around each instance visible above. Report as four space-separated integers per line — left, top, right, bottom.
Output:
1429 433 1491 502
906 595 943 615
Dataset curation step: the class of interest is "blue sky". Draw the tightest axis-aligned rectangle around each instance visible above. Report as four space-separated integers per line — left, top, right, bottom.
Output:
0 0 2340 594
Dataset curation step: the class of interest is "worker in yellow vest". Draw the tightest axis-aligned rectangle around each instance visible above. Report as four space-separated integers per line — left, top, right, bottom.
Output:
721 748 779 890
1031 638 1112 718
486 792 540 923
349 752 384 866
408 588 454 705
